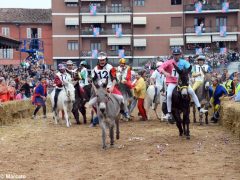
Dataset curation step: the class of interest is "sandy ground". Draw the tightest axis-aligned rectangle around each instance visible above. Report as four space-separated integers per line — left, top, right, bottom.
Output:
0 109 239 180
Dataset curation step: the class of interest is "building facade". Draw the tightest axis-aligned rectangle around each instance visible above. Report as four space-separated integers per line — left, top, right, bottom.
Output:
52 0 240 67
0 8 52 65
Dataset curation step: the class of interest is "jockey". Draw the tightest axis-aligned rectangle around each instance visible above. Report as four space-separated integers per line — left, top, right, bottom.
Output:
66 60 77 79
90 52 129 118
78 60 89 88
53 64 72 110
150 61 165 107
209 77 228 123
116 58 132 88
192 55 212 91
158 47 208 121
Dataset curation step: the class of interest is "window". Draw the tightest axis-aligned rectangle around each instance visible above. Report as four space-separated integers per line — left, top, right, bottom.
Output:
90 42 101 50
0 49 13 59
67 41 79 51
2 27 10 37
171 0 182 5
134 0 145 6
26 28 42 38
111 3 122 12
112 24 122 30
110 45 123 51
134 47 145 50
171 17 182 27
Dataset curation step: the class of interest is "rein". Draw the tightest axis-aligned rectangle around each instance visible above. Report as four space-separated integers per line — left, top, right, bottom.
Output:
177 85 189 91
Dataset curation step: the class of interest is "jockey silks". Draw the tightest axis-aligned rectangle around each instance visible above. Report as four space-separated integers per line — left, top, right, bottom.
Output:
55 72 72 88
192 64 211 82
158 58 190 84
92 64 116 88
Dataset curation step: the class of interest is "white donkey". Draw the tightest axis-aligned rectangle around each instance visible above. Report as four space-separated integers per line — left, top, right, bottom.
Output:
50 82 75 127
144 85 163 120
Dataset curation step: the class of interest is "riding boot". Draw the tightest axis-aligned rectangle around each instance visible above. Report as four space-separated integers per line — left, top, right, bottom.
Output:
54 88 61 111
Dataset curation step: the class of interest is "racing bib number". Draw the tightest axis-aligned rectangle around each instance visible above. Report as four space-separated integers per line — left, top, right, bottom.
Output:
97 70 109 79
171 69 179 78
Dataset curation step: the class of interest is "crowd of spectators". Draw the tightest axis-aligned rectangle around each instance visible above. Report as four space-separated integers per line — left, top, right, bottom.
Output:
0 60 55 102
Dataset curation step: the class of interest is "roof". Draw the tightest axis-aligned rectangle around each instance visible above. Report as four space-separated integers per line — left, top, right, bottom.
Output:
0 8 52 24
0 35 21 48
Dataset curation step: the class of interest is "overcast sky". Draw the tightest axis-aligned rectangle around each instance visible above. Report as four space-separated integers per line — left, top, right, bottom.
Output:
0 0 51 9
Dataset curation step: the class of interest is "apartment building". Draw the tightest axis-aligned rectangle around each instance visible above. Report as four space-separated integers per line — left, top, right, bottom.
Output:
0 8 52 65
52 0 240 67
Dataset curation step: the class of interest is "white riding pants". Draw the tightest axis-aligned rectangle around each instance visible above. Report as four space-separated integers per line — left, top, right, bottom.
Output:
167 83 201 113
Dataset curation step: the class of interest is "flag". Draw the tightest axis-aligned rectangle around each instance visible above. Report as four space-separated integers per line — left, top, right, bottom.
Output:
195 48 203 55
220 26 227 37
222 2 229 12
220 47 227 54
115 27 122 38
118 49 125 58
195 2 202 13
90 5 97 15
91 50 98 58
195 26 202 35
93 27 100 37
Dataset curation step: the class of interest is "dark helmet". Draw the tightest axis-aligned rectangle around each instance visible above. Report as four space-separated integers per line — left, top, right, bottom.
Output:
172 47 182 55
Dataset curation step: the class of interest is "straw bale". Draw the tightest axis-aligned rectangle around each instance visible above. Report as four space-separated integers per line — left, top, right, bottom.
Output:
220 101 240 139
0 99 52 125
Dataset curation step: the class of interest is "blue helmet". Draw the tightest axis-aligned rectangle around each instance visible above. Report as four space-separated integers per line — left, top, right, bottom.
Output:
172 47 182 55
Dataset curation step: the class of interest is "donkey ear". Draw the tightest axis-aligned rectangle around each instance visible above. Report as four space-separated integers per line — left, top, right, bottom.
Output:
173 63 182 74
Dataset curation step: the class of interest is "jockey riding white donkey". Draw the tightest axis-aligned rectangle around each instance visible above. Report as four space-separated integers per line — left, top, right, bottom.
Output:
89 52 129 118
65 60 77 79
158 47 208 121
53 64 72 111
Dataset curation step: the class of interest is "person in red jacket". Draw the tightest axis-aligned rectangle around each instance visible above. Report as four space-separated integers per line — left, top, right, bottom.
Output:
116 58 132 88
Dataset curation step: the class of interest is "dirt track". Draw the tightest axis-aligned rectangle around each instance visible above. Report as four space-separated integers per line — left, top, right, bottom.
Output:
0 110 239 180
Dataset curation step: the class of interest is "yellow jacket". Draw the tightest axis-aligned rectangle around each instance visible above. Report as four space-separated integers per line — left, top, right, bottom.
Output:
134 77 146 99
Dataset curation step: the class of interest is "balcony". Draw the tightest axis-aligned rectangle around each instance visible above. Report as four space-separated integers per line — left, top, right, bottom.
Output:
107 50 131 56
80 50 131 57
184 2 239 12
80 6 131 13
81 28 132 36
185 25 238 34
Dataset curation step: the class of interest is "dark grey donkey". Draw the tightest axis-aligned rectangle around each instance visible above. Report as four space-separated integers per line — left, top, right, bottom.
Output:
92 85 121 149
193 73 212 125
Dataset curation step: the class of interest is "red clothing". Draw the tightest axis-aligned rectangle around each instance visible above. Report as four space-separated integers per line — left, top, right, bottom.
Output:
54 75 63 87
137 98 147 120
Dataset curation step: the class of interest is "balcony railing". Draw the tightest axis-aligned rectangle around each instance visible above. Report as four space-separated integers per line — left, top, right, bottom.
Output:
80 6 131 13
185 26 238 33
184 2 239 11
80 50 131 57
107 50 131 56
81 28 132 35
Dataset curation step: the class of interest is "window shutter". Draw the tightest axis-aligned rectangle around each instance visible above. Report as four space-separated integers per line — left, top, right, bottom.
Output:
0 49 3 59
10 49 13 59
27 28 31 38
38 28 42 38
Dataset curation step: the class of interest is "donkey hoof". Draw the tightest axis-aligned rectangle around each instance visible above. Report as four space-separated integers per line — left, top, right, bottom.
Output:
102 145 107 150
186 136 190 140
179 132 183 136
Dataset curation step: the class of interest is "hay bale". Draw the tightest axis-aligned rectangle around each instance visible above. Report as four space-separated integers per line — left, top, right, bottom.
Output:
0 99 52 126
221 101 240 139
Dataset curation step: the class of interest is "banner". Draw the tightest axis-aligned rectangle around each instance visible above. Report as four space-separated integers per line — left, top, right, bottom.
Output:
118 49 125 58
90 5 97 15
220 47 227 54
222 2 229 12
195 26 202 36
93 27 100 37
195 48 203 55
115 27 123 38
91 50 98 58
195 2 202 13
220 26 227 37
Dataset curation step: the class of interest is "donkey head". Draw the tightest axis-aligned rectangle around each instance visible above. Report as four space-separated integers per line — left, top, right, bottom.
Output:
173 63 192 98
